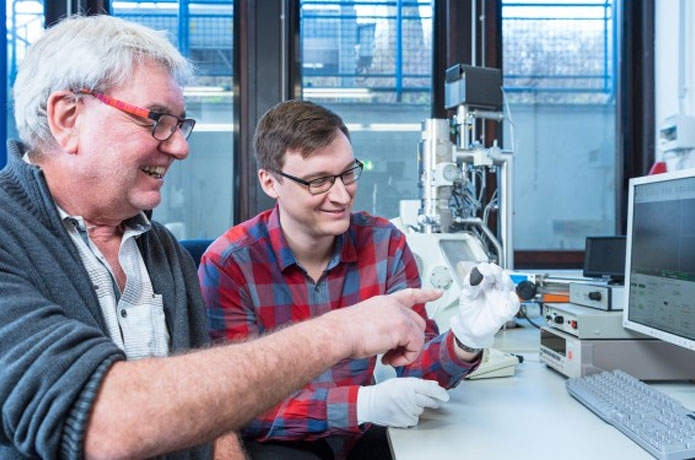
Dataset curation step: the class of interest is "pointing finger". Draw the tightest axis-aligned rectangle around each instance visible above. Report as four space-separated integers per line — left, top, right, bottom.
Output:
392 287 443 307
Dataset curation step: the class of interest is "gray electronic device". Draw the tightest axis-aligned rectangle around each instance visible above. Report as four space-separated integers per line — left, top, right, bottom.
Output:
543 302 642 340
540 326 695 380
568 282 625 311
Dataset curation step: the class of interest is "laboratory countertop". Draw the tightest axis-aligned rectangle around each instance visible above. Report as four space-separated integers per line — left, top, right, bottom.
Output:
388 309 695 460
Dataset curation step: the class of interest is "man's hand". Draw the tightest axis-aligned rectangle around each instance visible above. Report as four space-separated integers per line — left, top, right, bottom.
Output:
450 263 520 349
327 288 442 367
356 377 450 428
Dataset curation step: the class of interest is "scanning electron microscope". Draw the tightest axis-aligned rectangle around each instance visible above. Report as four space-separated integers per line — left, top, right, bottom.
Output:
393 64 514 333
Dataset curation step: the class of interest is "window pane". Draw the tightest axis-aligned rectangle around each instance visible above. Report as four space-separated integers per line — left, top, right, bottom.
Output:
503 0 617 250
112 1 235 240
6 0 45 158
301 0 432 219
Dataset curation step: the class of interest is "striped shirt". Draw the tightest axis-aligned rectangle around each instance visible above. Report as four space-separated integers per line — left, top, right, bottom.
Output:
199 205 478 449
57 207 170 360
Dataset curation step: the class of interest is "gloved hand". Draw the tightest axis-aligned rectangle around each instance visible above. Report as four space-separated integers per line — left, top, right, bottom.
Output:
357 377 450 428
450 262 521 349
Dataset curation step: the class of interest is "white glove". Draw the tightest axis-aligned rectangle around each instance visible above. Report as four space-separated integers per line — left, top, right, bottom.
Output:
357 377 450 428
450 262 521 349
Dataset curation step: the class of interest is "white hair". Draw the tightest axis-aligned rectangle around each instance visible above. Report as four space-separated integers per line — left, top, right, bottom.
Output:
13 14 194 150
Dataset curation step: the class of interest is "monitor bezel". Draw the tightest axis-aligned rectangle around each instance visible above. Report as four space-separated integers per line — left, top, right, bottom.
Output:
623 168 695 352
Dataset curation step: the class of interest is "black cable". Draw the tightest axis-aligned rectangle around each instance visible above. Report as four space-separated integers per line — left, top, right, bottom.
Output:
510 353 524 364
518 303 542 329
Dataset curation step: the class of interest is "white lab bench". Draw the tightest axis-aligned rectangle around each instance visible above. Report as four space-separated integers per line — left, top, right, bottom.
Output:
388 314 695 460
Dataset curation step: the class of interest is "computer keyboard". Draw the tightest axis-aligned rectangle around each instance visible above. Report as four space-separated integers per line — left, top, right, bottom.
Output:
566 369 695 460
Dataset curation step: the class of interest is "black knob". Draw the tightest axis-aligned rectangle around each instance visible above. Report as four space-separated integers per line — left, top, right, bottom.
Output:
469 267 484 286
516 281 537 300
588 291 602 301
554 315 564 324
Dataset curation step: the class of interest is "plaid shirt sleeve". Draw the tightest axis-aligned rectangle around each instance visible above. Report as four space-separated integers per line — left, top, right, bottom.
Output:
242 384 364 441
386 232 480 386
199 252 259 341
199 250 365 441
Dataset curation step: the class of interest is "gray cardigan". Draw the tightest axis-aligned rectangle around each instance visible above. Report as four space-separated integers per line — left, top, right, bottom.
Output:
0 141 212 459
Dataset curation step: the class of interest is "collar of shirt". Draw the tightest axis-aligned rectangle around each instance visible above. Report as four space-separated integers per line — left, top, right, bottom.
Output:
267 204 358 273
56 205 151 240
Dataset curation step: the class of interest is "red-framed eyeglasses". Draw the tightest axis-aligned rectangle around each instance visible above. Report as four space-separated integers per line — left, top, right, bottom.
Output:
77 89 196 141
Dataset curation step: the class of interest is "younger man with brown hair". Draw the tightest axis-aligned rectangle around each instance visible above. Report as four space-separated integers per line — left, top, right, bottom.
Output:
199 100 519 459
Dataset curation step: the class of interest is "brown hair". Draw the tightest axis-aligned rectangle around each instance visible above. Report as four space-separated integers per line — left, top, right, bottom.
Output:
253 100 351 172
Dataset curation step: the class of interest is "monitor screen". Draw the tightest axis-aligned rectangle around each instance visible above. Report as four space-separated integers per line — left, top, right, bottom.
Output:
623 170 695 352
583 236 626 281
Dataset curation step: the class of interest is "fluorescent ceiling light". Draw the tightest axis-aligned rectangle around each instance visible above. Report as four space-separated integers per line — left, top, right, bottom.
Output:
304 88 373 99
183 87 233 97
193 124 234 132
346 123 421 132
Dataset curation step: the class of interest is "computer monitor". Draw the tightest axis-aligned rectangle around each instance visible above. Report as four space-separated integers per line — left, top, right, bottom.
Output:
583 236 626 282
623 169 695 352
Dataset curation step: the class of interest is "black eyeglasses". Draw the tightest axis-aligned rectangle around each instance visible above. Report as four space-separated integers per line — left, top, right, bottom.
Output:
275 159 364 195
77 89 196 141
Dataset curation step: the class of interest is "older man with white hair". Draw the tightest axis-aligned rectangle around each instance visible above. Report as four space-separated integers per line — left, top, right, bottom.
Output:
0 15 441 459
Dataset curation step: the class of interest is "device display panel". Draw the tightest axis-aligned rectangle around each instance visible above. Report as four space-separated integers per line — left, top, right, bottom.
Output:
541 328 566 355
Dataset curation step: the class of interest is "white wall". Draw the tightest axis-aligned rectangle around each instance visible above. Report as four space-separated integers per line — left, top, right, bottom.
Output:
655 0 695 169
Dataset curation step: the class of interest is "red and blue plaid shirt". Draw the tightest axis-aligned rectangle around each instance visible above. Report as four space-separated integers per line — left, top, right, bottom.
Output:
199 205 477 445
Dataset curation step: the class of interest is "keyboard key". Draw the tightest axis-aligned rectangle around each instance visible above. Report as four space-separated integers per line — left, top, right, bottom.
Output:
662 442 686 451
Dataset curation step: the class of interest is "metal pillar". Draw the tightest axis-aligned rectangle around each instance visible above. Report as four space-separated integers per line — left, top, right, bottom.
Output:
178 0 190 58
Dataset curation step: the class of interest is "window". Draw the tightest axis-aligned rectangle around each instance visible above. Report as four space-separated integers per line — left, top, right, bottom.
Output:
112 0 235 240
503 0 617 251
300 0 433 219
6 0 45 162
